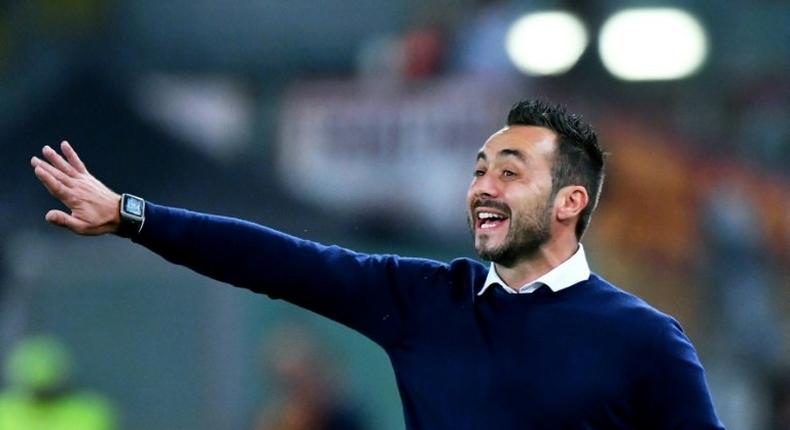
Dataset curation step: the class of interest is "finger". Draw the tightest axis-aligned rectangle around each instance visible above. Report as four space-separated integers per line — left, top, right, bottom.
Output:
34 165 71 202
42 145 78 177
45 210 92 234
31 156 73 187
60 141 87 174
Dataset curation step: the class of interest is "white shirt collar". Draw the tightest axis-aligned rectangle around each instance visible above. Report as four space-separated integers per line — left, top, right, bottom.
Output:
478 244 591 296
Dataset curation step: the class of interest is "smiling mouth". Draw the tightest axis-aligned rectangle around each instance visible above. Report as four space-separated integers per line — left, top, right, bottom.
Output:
476 210 509 231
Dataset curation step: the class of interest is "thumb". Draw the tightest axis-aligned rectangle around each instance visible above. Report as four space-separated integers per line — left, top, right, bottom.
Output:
45 209 68 225
45 210 91 234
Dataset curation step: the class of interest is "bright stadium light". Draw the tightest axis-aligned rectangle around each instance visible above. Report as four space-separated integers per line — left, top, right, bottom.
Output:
599 8 708 81
505 11 588 76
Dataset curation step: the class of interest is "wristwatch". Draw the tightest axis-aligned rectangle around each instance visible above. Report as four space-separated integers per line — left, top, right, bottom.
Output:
117 193 145 238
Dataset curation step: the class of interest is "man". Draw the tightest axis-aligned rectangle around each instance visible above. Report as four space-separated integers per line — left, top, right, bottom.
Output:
31 100 725 428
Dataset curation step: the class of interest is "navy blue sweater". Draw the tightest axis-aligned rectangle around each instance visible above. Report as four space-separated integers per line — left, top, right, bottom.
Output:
134 203 725 429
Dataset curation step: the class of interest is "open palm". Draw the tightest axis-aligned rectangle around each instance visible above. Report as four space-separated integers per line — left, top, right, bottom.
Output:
31 141 120 235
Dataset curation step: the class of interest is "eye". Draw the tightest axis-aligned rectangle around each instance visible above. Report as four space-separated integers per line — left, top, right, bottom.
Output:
473 169 486 177
503 170 516 177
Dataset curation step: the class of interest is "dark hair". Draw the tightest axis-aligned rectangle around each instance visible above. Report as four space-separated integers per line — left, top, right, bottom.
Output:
506 99 605 239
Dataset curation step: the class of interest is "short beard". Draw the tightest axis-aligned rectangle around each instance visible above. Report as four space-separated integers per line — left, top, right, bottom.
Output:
470 194 553 267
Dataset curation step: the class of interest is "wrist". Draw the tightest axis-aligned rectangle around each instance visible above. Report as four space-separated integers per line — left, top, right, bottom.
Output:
109 195 122 233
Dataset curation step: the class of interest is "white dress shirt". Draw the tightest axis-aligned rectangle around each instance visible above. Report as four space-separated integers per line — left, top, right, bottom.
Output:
477 244 591 296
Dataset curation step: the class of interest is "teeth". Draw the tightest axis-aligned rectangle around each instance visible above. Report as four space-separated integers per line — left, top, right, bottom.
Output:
477 212 504 220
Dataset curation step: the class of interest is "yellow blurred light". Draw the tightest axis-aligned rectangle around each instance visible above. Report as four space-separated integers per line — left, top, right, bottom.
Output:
599 8 708 81
505 11 588 76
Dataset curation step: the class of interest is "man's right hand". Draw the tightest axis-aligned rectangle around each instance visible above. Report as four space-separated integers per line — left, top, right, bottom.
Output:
31 141 122 236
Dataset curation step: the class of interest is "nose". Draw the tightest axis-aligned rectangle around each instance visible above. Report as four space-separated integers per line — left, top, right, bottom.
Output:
469 172 500 200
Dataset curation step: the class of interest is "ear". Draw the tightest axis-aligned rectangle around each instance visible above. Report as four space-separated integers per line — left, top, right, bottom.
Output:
554 185 589 222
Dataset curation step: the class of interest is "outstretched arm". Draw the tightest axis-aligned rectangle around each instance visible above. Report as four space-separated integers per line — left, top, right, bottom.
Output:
31 141 121 235
30 140 444 347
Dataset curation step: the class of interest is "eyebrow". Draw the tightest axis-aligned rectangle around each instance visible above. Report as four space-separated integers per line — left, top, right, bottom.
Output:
498 148 526 162
476 148 526 162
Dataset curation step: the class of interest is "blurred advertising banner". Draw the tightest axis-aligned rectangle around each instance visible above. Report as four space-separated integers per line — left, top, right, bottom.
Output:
278 77 520 237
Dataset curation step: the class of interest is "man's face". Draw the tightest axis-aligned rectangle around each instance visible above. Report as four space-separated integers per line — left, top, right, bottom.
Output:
466 126 557 266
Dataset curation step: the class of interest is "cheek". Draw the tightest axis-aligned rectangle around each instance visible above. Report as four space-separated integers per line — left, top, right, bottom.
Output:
508 188 550 215
465 187 476 206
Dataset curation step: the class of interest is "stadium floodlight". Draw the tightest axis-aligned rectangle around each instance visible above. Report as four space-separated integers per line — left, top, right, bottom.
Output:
599 8 708 81
505 11 588 76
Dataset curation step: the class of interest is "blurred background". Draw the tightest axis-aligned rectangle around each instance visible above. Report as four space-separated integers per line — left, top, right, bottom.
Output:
0 0 788 429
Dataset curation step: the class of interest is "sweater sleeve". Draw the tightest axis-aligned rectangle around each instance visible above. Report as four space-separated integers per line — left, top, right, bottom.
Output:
132 203 442 348
640 317 726 429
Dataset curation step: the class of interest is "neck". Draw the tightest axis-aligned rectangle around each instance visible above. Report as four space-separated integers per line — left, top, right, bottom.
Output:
494 234 578 288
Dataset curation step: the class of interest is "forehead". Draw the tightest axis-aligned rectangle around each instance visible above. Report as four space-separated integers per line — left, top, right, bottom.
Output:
477 125 558 164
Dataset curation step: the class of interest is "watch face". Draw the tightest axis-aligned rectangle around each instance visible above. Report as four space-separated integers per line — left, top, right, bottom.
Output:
124 197 144 216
